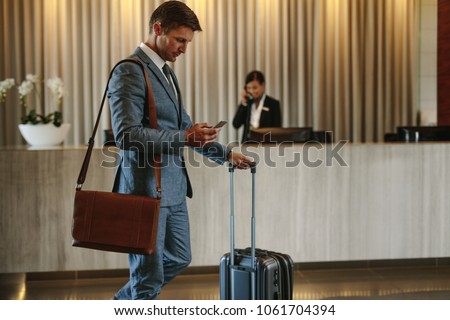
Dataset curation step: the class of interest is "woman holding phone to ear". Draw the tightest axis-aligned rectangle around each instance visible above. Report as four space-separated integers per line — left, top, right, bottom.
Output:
232 70 282 143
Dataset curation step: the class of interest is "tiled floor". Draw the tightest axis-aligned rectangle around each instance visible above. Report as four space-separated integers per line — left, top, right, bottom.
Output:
2 265 450 300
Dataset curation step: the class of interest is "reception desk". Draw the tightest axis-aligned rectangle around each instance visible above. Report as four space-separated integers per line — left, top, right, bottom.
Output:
1 142 450 273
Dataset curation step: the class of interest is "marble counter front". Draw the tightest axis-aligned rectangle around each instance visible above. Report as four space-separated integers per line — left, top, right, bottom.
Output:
1 142 450 273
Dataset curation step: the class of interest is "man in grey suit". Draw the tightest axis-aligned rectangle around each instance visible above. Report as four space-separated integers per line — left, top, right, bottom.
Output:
108 1 252 300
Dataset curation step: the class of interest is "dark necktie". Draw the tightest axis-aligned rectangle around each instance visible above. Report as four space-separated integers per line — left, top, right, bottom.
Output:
162 64 176 96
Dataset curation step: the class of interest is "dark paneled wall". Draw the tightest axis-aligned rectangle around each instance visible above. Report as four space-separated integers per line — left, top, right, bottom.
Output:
438 0 450 125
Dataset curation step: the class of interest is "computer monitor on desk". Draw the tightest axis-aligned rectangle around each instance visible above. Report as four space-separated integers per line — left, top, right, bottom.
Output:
396 126 450 142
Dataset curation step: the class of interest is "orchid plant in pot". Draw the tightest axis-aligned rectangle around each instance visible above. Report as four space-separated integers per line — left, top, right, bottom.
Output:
0 74 70 146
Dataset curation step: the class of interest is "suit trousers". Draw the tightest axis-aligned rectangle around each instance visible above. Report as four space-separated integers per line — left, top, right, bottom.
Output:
114 201 192 299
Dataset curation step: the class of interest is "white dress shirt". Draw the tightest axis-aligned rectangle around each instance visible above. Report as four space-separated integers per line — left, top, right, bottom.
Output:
250 93 266 129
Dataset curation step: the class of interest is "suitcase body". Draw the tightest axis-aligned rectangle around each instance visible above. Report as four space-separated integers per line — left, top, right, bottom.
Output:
220 248 294 299
219 164 294 300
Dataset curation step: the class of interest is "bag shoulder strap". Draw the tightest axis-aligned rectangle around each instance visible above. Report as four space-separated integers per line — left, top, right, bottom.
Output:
76 58 161 196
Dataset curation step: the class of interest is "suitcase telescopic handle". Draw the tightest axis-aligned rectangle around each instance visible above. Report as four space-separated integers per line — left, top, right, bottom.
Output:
229 162 257 299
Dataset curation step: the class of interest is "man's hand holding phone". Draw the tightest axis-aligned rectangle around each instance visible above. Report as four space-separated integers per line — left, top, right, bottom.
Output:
214 120 227 128
185 121 227 148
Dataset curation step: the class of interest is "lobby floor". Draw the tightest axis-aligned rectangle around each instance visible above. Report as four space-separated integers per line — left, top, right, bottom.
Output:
1 264 450 300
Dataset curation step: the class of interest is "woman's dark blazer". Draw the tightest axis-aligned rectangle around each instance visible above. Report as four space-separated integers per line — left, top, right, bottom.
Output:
232 95 281 143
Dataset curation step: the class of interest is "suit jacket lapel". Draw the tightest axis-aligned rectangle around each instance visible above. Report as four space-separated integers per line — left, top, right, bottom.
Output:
133 48 182 125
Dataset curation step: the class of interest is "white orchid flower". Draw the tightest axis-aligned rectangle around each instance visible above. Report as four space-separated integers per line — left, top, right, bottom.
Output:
46 77 66 100
0 78 16 102
1 75 67 125
18 80 34 97
26 74 40 83
0 78 15 91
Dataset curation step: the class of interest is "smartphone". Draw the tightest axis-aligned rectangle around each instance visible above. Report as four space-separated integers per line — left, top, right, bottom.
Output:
214 120 228 128
244 86 253 101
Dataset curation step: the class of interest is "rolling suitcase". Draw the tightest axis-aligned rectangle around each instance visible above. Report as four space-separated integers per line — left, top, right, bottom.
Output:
219 163 294 300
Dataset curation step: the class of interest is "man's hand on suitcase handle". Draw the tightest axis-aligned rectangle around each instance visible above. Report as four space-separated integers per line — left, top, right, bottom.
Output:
227 151 255 169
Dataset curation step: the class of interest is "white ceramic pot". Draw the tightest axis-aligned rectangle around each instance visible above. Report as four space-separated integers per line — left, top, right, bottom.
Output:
18 123 71 146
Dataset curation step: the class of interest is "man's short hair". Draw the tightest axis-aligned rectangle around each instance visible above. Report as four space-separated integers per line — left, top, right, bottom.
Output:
149 1 202 34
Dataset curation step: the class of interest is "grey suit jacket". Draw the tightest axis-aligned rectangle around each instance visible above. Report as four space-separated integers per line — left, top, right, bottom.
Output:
108 48 230 206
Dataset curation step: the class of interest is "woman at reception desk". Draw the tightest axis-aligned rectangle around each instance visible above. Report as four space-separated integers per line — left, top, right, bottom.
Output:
232 70 282 143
